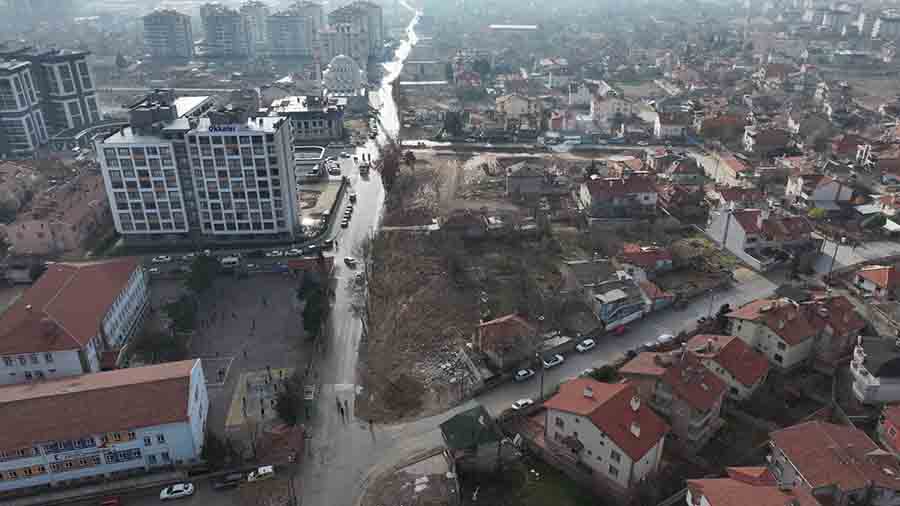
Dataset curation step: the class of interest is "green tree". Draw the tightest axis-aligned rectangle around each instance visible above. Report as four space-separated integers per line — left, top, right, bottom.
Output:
302 287 326 339
588 365 618 383
201 432 239 469
133 330 189 362
185 255 219 294
472 58 491 78
164 295 198 333
807 207 826 220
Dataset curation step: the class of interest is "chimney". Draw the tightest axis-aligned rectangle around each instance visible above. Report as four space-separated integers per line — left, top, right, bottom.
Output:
25 304 32 311
778 320 785 330
630 421 641 438
630 395 641 412
707 338 715 353
583 386 593 398
681 342 688 361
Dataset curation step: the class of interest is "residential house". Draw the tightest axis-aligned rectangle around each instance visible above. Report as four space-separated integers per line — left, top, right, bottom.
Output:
591 95 635 136
685 334 770 400
706 209 814 271
696 113 746 144
662 157 705 185
0 257 149 385
830 133 870 163
769 421 900 506
620 352 726 451
850 336 900 404
755 63 795 88
687 467 822 506
543 379 669 494
654 112 692 139
656 183 706 221
854 264 900 300
877 405 900 458
743 127 793 158
706 186 766 211
804 294 867 373
638 280 675 312
588 276 648 331
474 314 537 370
439 404 505 472
495 94 543 129
617 243 673 281
504 161 569 201
785 173 853 212
707 152 756 188
579 176 657 221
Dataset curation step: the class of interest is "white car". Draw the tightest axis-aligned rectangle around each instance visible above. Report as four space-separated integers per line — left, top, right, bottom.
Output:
160 483 194 500
575 339 596 353
247 465 275 483
542 354 565 369
286 248 303 257
340 152 351 158
344 257 357 268
148 267 160 275
151 255 172 264
657 334 675 346
511 398 534 410
265 250 284 258
514 369 535 382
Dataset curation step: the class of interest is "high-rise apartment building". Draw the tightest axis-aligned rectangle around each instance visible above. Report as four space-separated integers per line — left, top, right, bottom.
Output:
201 3 252 58
96 91 299 243
0 60 47 159
240 1 270 55
327 1 383 56
143 9 195 60
187 109 298 239
0 46 100 136
267 9 314 57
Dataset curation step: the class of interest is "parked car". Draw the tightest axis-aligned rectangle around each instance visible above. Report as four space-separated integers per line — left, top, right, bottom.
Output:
247 465 275 483
100 497 122 506
656 334 675 346
575 339 596 353
344 257 357 268
180 253 196 262
514 369 535 382
637 141 649 146
341 220 350 228
151 255 172 264
148 267 160 275
212 473 244 490
285 248 303 257
542 354 565 369
265 250 284 258
349 191 357 203
511 399 534 410
340 152 351 158
159 483 194 501
321 239 335 250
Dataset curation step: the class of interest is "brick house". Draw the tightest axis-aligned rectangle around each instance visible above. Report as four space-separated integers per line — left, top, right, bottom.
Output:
685 335 770 400
474 314 537 370
687 467 822 506
854 265 900 300
578 176 657 220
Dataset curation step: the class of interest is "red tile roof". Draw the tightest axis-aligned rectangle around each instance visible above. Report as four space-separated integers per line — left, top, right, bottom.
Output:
687 335 769 387
761 216 813 242
688 474 821 506
584 176 656 200
0 360 197 453
543 379 668 461
0 258 141 355
803 295 866 339
638 280 674 301
727 298 817 345
287 256 335 274
731 209 762 234
883 405 900 429
620 352 668 377
660 353 727 412
725 466 775 485
714 187 765 205
478 314 536 341
720 154 752 175
620 243 672 270
857 265 900 290
771 421 900 492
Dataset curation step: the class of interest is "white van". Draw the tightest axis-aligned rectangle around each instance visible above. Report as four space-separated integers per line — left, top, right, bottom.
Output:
220 256 240 268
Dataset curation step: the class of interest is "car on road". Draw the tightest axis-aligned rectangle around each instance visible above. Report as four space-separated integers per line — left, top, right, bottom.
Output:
148 267 160 275
212 473 245 490
514 369 535 382
285 248 303 257
159 483 194 501
637 141 649 146
322 239 334 250
511 399 534 410
641 341 657 351
265 250 284 258
247 465 275 483
610 325 628 336
542 354 565 369
344 257 357 268
340 152 351 158
349 191 357 202
575 339 596 353
151 255 172 264
340 219 350 228
247 249 266 258
180 253 196 262
656 334 675 346
100 497 122 506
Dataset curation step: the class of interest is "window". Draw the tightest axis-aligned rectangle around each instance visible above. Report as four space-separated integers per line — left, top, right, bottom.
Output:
608 465 619 477
24 371 32 380
610 450 621 463
2 357 12 367
77 61 92 90
127 431 136 441
157 434 166 444
29 354 38 364
18 356 26 365
162 452 170 462
555 417 564 429
144 436 152 446
59 65 74 93
774 354 784 363
147 454 157 465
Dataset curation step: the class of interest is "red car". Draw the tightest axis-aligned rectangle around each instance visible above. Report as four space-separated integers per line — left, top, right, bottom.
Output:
100 498 122 506
610 326 627 336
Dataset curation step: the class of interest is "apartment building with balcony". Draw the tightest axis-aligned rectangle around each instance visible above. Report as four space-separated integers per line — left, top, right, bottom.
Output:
201 3 252 58
0 360 207 494
0 59 46 159
143 9 195 60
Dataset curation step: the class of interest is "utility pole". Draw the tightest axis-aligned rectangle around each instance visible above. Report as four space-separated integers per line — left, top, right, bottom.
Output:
827 236 846 283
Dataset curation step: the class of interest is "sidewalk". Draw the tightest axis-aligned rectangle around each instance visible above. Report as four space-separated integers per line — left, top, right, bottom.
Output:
4 471 184 506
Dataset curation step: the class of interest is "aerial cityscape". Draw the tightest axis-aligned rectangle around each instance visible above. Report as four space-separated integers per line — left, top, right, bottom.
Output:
3 0 900 505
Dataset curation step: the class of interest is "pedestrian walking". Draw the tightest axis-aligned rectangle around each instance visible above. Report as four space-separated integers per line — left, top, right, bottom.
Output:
343 399 349 416
243 349 248 359
336 397 342 412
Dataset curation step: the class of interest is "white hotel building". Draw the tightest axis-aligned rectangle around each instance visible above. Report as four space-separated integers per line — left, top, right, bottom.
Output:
0 257 149 385
96 95 299 242
0 360 208 493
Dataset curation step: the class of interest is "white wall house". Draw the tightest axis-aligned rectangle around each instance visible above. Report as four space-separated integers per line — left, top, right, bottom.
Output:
496 94 542 120
853 265 899 300
0 360 207 493
726 298 818 370
685 335 770 401
543 379 668 493
850 336 900 405
590 96 634 135
785 173 853 210
0 258 147 385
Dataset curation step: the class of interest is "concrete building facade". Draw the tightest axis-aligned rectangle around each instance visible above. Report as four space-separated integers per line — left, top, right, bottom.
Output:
143 9 194 60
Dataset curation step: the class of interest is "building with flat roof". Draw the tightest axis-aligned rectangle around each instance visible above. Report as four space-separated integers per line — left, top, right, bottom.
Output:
0 257 148 385
143 9 194 60
267 8 315 58
187 108 299 238
0 360 207 493
201 3 252 58
240 1 270 55
327 1 383 58
0 59 47 159
268 95 344 142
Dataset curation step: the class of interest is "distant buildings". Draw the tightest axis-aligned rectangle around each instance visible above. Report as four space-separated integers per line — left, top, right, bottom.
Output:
0 360 207 494
201 3 252 58
241 1 270 55
0 257 148 384
143 9 195 60
268 95 344 142
0 60 47 159
267 8 315 58
322 54 365 97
